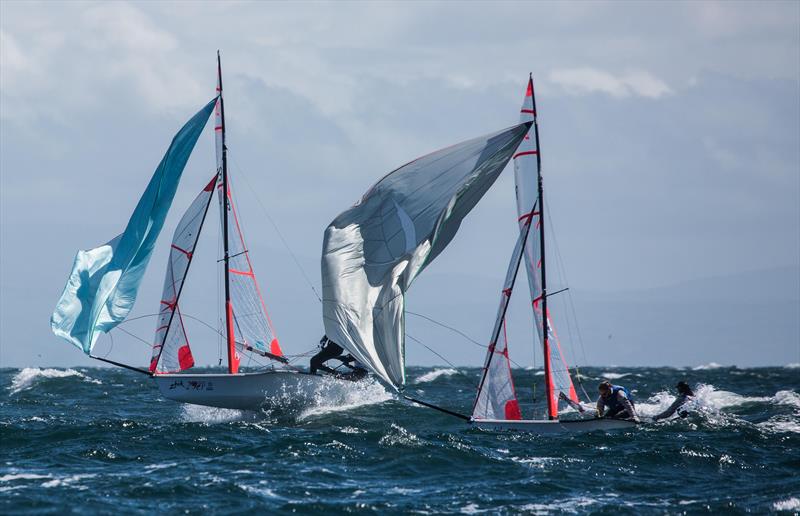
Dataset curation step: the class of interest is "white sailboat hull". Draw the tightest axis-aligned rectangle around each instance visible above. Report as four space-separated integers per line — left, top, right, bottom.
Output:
472 417 638 434
153 370 338 411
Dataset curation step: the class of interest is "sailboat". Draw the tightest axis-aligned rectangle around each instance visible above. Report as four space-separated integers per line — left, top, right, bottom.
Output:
51 54 346 411
321 76 638 433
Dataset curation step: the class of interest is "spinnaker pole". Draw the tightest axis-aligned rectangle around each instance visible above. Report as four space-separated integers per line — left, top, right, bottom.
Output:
217 52 238 374
530 74 555 420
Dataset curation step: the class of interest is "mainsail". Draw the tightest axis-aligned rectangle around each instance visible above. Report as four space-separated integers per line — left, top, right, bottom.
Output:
51 99 217 354
513 77 579 418
214 79 281 375
150 175 217 373
322 123 531 389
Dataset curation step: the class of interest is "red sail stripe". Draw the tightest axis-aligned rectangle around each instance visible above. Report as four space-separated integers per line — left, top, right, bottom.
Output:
170 244 192 258
520 109 535 115
513 150 538 159
517 210 540 222
229 268 254 277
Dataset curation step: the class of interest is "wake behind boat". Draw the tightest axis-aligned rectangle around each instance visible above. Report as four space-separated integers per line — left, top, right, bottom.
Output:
50 54 363 411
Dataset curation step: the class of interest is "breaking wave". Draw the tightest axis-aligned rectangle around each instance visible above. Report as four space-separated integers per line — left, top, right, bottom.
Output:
8 368 101 395
692 362 727 370
414 368 458 384
297 377 392 420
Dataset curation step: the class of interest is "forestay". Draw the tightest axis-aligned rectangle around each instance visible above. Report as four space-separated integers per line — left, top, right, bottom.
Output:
51 99 217 354
513 77 579 418
322 123 531 389
150 175 217 373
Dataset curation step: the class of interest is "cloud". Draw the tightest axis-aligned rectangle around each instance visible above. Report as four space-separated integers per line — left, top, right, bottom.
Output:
548 67 673 99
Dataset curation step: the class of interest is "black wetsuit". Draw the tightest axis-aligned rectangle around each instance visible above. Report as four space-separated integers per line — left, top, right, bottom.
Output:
310 339 349 375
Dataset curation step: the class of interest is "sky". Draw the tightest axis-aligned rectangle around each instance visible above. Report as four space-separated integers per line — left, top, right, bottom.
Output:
1 1 798 370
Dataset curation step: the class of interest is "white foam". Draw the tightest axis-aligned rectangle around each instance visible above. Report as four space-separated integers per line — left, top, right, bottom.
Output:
0 473 51 482
41 474 96 489
601 372 629 380
785 363 800 369
774 497 800 511
758 418 800 435
180 404 246 424
414 368 458 384
692 362 726 370
773 390 800 409
635 384 774 418
9 367 101 395
379 423 421 447
297 377 392 420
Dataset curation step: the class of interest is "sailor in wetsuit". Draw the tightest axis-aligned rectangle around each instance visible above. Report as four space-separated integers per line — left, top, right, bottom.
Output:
596 380 638 421
652 381 695 421
309 335 367 380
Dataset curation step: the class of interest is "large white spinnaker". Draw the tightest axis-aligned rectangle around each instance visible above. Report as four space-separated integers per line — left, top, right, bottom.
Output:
513 77 579 418
322 123 531 389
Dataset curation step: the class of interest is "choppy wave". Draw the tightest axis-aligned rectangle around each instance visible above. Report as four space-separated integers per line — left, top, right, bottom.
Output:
414 368 458 384
8 368 101 395
692 362 727 370
1 365 798 513
785 363 800 369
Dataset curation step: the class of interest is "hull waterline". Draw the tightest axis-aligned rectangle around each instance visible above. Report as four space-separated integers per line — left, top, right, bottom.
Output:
472 417 638 434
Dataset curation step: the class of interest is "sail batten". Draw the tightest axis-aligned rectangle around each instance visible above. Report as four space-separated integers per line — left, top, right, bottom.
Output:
51 99 217 354
322 123 531 389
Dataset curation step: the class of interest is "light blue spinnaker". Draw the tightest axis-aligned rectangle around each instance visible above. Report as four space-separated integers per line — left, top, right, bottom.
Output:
51 98 217 354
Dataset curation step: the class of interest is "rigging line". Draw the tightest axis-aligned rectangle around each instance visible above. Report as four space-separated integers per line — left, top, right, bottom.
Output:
543 201 592 402
406 333 463 373
113 326 153 349
226 149 322 303
544 200 590 369
406 311 485 349
406 316 526 370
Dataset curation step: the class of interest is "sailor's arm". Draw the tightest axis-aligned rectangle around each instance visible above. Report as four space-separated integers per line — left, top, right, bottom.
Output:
618 391 637 420
653 395 684 421
596 397 605 417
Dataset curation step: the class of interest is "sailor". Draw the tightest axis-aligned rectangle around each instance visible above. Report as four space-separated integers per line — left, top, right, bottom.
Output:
652 381 695 421
596 380 637 420
309 335 367 380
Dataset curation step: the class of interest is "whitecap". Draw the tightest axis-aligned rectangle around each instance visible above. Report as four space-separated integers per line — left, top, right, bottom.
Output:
9 367 101 395
414 368 458 384
692 362 727 370
773 390 800 409
601 372 629 380
774 497 800 511
785 363 800 369
758 417 800 435
41 473 96 490
0 473 52 482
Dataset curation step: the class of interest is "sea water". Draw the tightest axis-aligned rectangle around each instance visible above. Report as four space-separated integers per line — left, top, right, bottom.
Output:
1 365 799 513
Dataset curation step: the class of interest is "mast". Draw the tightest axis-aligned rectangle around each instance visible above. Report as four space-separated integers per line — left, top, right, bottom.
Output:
530 74 555 420
217 51 237 374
